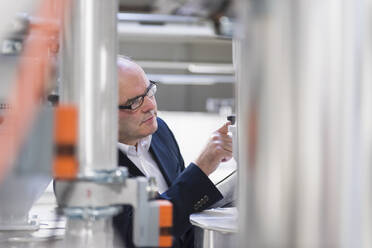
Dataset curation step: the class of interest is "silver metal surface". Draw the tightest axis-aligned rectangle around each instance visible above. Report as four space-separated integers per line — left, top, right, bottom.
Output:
137 61 234 75
55 177 161 247
148 74 235 85
58 1 124 247
54 178 146 208
0 107 53 231
60 0 118 173
62 206 120 247
118 13 206 24
194 226 237 248
76 167 128 184
191 208 238 248
235 0 372 247
63 216 115 248
0 1 37 45
1 39 23 54
0 55 19 100
146 177 159 200
63 206 122 220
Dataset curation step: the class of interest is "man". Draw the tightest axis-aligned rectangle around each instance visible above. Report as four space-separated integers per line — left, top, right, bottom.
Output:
113 57 232 248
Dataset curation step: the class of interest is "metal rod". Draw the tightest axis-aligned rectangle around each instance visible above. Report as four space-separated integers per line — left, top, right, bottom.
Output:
235 0 372 247
60 0 118 174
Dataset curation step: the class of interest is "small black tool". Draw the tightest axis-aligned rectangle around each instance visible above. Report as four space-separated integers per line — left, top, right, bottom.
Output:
227 115 236 125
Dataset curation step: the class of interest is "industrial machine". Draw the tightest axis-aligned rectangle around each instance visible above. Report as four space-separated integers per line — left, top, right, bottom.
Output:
3 0 372 248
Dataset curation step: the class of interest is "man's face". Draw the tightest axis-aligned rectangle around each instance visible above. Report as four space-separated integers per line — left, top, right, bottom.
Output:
118 61 158 145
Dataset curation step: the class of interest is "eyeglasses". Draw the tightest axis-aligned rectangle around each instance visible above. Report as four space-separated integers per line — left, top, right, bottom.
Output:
118 80 158 111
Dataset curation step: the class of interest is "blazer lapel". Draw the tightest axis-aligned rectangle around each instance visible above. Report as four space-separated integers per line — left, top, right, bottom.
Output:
118 149 145 177
150 137 177 187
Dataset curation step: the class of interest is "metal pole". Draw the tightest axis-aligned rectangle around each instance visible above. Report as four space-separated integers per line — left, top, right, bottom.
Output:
235 0 372 247
58 1 121 247
60 0 118 175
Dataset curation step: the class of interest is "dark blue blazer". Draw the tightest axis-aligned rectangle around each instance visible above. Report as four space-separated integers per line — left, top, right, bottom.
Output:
113 117 223 248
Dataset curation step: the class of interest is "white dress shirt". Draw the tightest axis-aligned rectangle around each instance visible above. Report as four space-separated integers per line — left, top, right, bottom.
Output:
118 135 169 194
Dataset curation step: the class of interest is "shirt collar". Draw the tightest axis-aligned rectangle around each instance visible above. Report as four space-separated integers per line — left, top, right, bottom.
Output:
118 135 152 157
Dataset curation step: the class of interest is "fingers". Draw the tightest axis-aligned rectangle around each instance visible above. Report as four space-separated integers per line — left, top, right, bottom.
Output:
212 137 232 158
219 134 232 144
195 138 232 175
219 144 233 157
195 122 233 175
211 131 232 152
222 143 233 153
213 137 232 152
217 121 231 134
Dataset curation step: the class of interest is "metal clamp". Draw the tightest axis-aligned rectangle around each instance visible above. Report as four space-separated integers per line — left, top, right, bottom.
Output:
63 206 122 220
76 167 128 184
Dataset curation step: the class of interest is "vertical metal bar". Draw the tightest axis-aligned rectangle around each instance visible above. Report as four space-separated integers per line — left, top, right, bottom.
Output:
359 2 372 247
236 0 372 247
235 0 296 247
61 0 118 174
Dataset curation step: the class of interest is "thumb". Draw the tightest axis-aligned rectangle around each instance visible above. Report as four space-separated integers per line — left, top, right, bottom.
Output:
217 121 231 134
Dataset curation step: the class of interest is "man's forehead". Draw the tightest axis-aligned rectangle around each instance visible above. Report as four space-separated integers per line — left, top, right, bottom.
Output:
119 73 149 90
119 77 150 103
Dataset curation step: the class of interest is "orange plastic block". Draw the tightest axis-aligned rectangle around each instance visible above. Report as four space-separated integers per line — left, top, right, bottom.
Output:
54 105 77 144
53 156 77 179
53 105 78 179
158 200 173 247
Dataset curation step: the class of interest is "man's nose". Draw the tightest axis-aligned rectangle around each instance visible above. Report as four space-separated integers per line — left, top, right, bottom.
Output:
141 95 156 112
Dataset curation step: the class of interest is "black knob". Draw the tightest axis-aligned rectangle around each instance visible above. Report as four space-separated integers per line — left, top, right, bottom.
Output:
47 94 59 106
227 115 236 125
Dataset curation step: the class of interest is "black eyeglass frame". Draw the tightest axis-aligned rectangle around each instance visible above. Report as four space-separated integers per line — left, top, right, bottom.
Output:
118 80 158 111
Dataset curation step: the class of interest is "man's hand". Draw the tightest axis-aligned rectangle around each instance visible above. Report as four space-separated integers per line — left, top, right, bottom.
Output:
194 122 233 176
